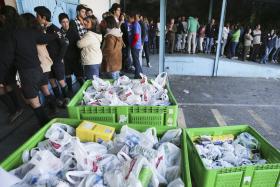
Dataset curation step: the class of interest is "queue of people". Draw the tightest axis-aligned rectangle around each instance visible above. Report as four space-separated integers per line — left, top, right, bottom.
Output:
0 3 152 125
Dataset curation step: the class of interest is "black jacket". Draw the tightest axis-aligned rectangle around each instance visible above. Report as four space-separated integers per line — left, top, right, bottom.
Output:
13 28 54 70
205 24 216 38
61 27 80 61
121 22 129 47
45 24 67 64
177 21 184 34
0 28 15 82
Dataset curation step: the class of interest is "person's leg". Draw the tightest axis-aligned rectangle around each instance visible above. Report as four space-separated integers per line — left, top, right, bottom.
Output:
192 33 197 54
144 41 150 67
29 96 49 125
187 33 192 54
221 39 227 56
131 48 142 78
19 68 49 124
273 48 280 62
209 38 214 54
260 47 269 64
205 37 209 54
171 34 176 54
139 46 143 66
233 42 238 57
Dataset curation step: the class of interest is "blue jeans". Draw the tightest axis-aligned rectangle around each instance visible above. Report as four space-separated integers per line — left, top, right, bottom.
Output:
271 48 280 61
205 37 214 54
84 64 100 80
229 42 238 58
261 47 274 64
131 48 143 78
103 71 120 80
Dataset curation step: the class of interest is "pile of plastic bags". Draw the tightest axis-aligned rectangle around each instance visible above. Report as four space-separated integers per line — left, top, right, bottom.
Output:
194 132 267 169
10 123 184 187
82 72 171 106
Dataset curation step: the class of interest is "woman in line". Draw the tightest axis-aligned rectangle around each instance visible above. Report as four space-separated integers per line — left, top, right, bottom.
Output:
77 15 103 79
101 15 124 80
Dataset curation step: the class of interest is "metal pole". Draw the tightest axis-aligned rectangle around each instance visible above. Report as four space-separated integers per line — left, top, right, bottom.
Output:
212 0 227 76
208 0 214 23
159 0 167 73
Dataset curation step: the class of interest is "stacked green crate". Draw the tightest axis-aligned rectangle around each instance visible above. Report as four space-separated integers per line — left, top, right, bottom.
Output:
185 125 280 187
0 118 192 187
67 80 178 126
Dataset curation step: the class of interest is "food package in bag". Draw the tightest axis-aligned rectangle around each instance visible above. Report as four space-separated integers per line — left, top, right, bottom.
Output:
45 124 74 154
151 72 168 89
114 75 131 86
92 75 111 91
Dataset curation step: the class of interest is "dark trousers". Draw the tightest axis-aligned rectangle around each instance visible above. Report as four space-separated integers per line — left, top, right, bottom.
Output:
229 42 238 58
143 41 150 64
243 46 251 61
167 33 176 54
251 44 261 61
131 48 143 78
156 36 160 52
122 46 132 70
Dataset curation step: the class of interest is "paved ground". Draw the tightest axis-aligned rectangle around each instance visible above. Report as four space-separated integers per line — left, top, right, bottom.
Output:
1 54 280 163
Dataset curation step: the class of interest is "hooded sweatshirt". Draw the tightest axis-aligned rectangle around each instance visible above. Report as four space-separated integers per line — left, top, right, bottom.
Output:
77 31 103 65
102 28 124 72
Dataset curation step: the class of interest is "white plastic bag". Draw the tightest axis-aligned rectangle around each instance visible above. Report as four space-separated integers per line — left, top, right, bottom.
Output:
160 129 182 146
167 178 184 187
92 76 111 91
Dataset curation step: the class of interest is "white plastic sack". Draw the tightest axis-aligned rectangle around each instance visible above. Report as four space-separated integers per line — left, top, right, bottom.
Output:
92 76 111 91
167 178 184 187
160 129 182 146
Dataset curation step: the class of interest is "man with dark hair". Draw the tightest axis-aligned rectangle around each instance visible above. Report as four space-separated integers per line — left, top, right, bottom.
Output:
59 13 84 95
70 4 87 38
86 8 93 17
110 3 121 27
34 6 68 107
128 13 143 78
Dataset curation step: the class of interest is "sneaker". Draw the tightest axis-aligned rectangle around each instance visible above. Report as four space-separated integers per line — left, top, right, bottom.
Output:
147 63 152 68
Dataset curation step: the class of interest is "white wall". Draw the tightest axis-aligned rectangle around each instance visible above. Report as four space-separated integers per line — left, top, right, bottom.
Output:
4 0 16 8
81 0 120 22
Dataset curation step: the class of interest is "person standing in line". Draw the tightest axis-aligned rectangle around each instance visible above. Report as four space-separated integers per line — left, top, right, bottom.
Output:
187 16 199 54
0 6 23 123
243 28 253 61
149 19 157 54
260 29 277 64
128 13 143 79
198 24 206 53
228 24 240 59
271 32 280 63
251 24 262 62
221 23 230 56
70 4 88 39
77 15 102 79
14 13 58 124
156 18 160 53
120 14 134 73
175 17 184 52
205 18 216 54
86 8 93 17
59 13 84 95
137 14 145 67
101 16 124 80
109 3 121 27
143 17 151 67
167 18 177 54
181 16 188 52
34 6 69 108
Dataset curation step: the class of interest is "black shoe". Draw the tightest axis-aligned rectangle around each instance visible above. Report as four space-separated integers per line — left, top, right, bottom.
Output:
9 109 23 123
63 97 71 108
56 98 65 108
147 63 152 68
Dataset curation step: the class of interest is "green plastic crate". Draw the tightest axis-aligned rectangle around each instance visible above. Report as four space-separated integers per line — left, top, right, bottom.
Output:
185 125 280 187
67 80 178 126
0 118 192 187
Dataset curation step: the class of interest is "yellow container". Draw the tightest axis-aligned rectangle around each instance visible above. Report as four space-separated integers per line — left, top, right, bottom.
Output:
76 121 115 143
76 121 96 142
92 124 115 143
